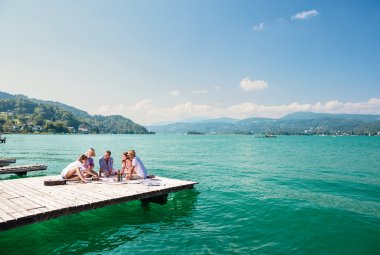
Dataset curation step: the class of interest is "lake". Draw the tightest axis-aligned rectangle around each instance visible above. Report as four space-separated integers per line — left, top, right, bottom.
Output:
0 134 379 254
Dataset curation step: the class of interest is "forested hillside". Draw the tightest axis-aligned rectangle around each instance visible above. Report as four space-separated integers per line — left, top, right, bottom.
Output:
0 94 151 134
148 113 380 135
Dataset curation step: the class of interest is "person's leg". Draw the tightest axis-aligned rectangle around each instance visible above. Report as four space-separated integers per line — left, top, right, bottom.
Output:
64 168 79 179
68 176 82 181
65 168 87 182
130 174 141 180
106 169 115 177
75 167 87 182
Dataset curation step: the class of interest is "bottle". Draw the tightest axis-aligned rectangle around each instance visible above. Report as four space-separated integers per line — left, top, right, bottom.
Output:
117 170 121 182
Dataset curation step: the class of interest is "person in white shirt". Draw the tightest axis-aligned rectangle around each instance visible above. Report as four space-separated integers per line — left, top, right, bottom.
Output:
61 154 88 183
126 150 148 180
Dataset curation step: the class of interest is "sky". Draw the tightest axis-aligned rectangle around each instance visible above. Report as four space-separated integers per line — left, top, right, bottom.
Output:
0 0 379 125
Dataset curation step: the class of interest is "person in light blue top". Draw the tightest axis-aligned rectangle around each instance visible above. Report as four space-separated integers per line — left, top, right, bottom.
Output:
98 150 115 177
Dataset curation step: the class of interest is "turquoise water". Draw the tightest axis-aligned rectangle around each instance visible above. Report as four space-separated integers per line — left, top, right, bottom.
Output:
0 134 379 254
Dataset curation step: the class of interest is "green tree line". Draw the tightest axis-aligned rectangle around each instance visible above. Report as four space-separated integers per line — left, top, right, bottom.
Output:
0 98 151 134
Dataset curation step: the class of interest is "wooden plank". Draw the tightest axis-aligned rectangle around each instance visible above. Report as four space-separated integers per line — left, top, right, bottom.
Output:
14 181 69 209
0 199 17 214
0 208 14 222
0 175 197 231
0 181 79 211
0 164 47 174
0 164 47 175
0 197 27 219
0 158 16 164
0 189 37 218
36 185 92 207
4 183 50 213
16 179 89 208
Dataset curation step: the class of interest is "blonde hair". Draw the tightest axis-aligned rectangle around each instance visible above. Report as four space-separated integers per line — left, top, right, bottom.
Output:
87 148 96 157
128 150 136 157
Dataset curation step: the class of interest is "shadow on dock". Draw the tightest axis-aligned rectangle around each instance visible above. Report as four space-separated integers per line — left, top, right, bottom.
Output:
0 189 199 254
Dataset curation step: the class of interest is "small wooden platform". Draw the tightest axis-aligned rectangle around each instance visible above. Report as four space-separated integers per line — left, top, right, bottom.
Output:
0 164 48 176
0 175 197 231
0 158 16 167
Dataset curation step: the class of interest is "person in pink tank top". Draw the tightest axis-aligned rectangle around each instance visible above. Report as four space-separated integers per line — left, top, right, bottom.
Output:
121 151 134 177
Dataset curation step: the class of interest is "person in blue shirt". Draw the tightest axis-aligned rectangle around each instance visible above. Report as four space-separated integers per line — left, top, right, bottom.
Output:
98 150 115 177
83 148 99 180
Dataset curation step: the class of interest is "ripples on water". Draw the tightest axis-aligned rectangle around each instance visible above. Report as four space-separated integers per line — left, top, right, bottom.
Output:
0 134 379 254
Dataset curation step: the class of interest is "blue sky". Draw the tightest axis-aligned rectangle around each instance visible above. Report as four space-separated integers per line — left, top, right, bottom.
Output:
0 0 379 124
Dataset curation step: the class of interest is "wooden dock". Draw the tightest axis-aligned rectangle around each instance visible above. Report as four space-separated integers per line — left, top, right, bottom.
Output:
0 175 197 231
0 158 16 167
0 164 47 176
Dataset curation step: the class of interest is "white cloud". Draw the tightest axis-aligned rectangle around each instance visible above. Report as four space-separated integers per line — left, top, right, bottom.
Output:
240 77 268 91
192 90 208 95
213 86 221 90
252 22 265 32
92 98 380 125
169 89 180 96
226 98 380 119
292 10 319 20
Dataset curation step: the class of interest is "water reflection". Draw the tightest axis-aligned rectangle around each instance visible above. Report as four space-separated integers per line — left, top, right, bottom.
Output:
0 189 199 255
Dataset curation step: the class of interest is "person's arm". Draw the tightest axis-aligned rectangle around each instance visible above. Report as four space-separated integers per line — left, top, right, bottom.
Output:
121 161 126 175
127 166 135 180
99 158 105 169
85 167 97 177
89 158 95 171
127 158 137 180
99 158 105 176
87 159 97 176
110 158 114 171
76 167 87 183
105 158 113 177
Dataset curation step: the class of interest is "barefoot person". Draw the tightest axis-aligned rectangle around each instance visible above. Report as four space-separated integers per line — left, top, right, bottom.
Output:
99 150 115 177
61 155 88 183
83 148 99 180
126 150 148 180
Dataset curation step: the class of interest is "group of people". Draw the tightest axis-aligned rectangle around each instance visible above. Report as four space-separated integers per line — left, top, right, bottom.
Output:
60 148 148 183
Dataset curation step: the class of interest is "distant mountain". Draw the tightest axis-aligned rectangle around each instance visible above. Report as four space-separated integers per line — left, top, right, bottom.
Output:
147 121 236 134
198 117 240 124
177 117 210 123
148 112 380 135
0 91 151 134
282 112 380 122
0 91 91 118
151 117 240 126
31 99 91 118
236 117 274 125
0 91 15 99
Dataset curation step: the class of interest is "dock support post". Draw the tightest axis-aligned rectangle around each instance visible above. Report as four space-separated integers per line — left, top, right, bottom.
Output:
140 193 168 206
16 172 27 177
